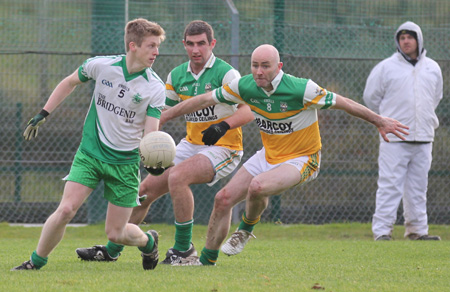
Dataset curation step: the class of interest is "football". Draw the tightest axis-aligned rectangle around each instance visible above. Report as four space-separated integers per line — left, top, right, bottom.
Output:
139 131 176 168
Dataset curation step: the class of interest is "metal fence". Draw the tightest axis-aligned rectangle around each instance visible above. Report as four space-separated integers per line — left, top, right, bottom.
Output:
1 0 449 225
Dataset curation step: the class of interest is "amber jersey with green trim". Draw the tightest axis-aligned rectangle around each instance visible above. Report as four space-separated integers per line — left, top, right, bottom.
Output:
165 56 242 151
77 55 165 164
213 71 336 164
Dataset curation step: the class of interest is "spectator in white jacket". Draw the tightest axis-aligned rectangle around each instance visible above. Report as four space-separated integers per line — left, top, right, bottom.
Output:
363 21 443 241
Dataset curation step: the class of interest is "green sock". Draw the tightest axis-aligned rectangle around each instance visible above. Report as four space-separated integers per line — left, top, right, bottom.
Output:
238 212 260 233
105 241 124 258
31 250 48 270
173 219 193 252
199 248 219 266
138 232 155 254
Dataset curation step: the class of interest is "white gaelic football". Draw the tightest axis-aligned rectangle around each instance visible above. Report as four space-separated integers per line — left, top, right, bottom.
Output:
139 131 176 168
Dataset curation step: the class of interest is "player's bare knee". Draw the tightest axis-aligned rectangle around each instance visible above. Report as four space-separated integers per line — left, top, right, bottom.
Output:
248 178 265 199
140 182 155 198
167 167 186 187
55 204 78 223
214 189 234 212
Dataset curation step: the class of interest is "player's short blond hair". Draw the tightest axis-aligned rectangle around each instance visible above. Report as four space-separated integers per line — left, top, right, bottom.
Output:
124 18 166 52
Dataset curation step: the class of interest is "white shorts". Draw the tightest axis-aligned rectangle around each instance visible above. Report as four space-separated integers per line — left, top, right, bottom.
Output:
243 147 321 185
174 138 243 186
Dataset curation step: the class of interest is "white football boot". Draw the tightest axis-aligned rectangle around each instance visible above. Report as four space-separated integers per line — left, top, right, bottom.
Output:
221 229 256 256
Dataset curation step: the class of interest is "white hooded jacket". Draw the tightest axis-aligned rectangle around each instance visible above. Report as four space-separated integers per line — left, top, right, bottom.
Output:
363 21 443 142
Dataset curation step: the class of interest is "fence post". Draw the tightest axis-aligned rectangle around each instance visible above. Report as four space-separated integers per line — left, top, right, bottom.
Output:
224 0 239 71
14 103 23 202
269 0 285 222
274 0 285 56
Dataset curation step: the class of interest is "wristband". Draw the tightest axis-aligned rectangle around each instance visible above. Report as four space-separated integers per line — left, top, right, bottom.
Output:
40 109 50 118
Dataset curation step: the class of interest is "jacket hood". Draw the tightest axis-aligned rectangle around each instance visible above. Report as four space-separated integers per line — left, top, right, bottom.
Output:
395 21 424 60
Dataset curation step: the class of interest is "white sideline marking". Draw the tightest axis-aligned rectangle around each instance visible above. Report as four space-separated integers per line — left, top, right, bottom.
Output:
9 223 88 228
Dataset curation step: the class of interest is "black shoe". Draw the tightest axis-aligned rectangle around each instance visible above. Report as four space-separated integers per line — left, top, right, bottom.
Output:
11 260 37 271
76 245 119 261
142 230 159 270
161 243 197 265
375 235 392 241
408 234 441 241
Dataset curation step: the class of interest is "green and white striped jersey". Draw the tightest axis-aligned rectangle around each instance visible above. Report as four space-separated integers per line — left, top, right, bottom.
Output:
77 55 165 164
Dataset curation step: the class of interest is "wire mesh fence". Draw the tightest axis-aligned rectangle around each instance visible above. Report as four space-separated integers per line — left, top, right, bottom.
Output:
1 0 449 225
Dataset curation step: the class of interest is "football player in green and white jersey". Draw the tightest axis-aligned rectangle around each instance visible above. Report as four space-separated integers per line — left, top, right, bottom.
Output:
75 20 253 265
12 18 166 271
159 44 409 266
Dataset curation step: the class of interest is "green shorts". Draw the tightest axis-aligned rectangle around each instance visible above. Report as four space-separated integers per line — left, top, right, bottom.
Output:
65 150 141 208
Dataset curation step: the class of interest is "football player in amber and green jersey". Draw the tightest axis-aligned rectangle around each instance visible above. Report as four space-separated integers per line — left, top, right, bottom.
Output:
166 56 243 150
160 44 409 266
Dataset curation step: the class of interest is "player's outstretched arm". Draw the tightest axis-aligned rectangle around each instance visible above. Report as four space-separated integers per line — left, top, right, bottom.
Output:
332 94 409 142
43 70 83 114
23 70 83 140
160 91 216 126
201 104 254 146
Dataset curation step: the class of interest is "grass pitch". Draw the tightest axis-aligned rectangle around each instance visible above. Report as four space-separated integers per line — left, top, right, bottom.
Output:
1 222 449 292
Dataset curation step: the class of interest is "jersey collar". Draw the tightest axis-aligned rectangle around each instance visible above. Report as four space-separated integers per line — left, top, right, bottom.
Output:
187 53 216 78
114 55 149 82
261 70 284 96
